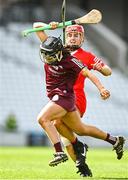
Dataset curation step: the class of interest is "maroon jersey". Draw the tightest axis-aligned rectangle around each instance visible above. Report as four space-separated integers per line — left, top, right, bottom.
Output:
44 55 86 99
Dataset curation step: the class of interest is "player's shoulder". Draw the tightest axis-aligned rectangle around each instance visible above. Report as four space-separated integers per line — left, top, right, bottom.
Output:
61 55 78 67
73 48 94 57
80 48 95 56
66 55 84 68
64 54 76 61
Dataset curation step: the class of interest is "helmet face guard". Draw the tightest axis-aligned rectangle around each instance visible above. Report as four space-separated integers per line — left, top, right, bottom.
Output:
40 36 63 65
40 50 63 65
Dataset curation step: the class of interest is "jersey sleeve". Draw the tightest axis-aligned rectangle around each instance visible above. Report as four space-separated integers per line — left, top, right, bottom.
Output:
72 49 105 70
87 52 105 70
70 57 87 74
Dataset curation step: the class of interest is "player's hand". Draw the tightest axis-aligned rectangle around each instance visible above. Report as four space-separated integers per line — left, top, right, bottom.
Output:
100 88 110 100
33 22 46 28
49 22 59 29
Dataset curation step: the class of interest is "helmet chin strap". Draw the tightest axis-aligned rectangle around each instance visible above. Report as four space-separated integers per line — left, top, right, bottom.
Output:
42 50 63 65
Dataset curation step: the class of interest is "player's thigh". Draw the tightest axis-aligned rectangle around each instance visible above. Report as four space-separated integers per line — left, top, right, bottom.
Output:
37 101 67 121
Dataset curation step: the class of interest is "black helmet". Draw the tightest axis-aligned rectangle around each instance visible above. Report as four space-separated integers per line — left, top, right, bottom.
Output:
40 36 63 55
40 36 63 65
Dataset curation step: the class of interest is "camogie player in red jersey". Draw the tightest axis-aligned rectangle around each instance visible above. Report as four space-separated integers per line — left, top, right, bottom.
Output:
33 22 125 177
51 23 125 163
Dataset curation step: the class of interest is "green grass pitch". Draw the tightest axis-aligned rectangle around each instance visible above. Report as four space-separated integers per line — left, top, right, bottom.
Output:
0 147 127 179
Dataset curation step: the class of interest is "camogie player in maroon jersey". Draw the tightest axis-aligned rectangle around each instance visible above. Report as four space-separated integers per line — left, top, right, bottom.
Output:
38 35 110 166
33 23 125 177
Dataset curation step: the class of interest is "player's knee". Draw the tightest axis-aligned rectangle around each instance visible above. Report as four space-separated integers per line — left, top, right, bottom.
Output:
37 114 49 127
75 129 86 136
77 132 85 136
37 115 44 126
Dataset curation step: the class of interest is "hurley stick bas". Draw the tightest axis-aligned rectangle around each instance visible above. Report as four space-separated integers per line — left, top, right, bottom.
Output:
22 9 102 37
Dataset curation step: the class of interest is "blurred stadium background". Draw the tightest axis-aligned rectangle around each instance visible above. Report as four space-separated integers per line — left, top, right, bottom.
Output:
0 0 128 147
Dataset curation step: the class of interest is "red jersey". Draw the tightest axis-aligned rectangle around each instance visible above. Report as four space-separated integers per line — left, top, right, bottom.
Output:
44 55 86 100
72 48 105 116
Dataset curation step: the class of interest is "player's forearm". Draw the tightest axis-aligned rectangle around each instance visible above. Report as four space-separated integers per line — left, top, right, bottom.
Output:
100 65 112 76
82 68 110 99
88 72 105 91
82 68 105 92
33 22 48 42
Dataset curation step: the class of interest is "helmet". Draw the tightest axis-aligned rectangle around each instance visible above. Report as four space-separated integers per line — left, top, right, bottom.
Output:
40 36 63 55
65 25 84 34
40 36 63 65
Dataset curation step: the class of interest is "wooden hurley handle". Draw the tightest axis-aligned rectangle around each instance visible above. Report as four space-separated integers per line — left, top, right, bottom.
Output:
22 9 102 37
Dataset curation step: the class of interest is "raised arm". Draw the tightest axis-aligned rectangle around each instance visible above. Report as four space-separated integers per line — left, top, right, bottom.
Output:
81 68 110 100
33 22 48 42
